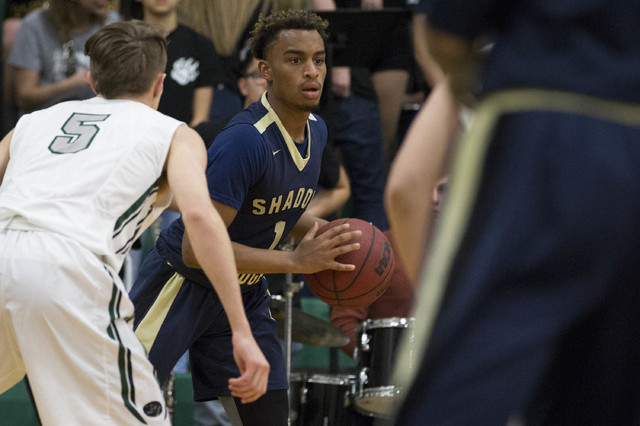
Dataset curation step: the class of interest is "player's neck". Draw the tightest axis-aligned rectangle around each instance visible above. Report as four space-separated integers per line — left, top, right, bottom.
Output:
279 112 309 143
102 91 156 109
267 96 310 143
143 11 178 34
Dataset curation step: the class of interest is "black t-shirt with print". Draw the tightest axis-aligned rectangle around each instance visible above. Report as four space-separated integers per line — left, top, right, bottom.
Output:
158 24 220 123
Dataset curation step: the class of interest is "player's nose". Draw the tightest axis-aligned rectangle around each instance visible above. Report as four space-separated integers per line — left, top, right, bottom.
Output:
303 59 320 79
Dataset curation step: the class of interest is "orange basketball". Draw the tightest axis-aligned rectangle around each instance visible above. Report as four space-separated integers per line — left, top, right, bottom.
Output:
305 218 394 307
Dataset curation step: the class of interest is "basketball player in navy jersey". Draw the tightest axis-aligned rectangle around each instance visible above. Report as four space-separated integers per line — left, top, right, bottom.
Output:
392 0 640 425
130 10 361 425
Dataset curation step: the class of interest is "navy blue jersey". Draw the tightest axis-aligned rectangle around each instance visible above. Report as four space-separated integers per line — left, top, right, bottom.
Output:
424 0 640 103
157 92 327 287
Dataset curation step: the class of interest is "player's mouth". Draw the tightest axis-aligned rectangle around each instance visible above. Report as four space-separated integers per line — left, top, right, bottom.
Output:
302 83 321 99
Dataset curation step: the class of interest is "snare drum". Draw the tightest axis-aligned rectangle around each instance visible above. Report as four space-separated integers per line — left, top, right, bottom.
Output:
354 317 415 417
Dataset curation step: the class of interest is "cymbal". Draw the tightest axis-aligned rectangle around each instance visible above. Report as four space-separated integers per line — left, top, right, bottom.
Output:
270 296 349 347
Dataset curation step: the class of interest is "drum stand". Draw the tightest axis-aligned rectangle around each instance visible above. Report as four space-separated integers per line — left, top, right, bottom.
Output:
283 272 303 426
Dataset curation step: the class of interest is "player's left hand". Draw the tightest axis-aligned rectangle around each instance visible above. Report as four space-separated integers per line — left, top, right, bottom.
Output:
228 332 270 403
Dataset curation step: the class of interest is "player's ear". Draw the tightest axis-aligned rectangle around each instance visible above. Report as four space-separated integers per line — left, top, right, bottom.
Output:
153 72 166 99
87 72 97 95
258 59 271 82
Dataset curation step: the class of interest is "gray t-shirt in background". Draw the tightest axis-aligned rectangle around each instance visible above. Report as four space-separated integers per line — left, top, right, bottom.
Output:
8 8 121 112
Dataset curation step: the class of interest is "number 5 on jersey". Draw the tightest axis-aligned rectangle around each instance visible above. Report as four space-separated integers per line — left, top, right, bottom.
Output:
49 113 110 154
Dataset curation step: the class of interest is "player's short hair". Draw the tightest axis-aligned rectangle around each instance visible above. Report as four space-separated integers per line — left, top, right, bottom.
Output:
249 9 328 60
84 21 167 99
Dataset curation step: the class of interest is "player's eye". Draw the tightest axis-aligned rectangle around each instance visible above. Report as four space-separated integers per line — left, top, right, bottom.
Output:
289 57 301 64
314 57 326 65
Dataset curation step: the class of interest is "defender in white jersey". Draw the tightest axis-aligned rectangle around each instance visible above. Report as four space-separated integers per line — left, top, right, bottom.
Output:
0 21 269 425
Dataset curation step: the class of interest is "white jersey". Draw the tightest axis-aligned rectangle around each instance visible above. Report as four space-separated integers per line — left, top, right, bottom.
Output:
0 97 182 271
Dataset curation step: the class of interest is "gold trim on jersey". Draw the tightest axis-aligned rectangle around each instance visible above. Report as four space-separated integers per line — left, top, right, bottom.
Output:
254 92 316 172
135 272 185 353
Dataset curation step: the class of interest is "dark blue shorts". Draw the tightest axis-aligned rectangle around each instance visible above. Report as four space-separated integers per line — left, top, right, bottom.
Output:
130 247 287 401
395 91 640 425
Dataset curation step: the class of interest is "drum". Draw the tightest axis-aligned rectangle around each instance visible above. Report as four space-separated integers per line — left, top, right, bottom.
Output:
292 374 365 426
354 317 415 417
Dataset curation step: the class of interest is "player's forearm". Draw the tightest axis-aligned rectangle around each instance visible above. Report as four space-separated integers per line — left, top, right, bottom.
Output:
385 83 459 282
232 242 304 274
182 210 252 335
14 69 88 111
184 232 305 274
189 87 213 127
289 211 328 240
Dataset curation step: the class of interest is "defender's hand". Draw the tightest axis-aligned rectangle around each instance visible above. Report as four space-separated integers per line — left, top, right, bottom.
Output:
228 333 270 403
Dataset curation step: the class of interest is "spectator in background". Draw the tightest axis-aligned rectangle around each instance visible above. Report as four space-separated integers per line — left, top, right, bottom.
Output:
137 0 217 127
8 0 120 114
178 0 269 126
318 0 413 167
356 0 412 167
312 0 391 232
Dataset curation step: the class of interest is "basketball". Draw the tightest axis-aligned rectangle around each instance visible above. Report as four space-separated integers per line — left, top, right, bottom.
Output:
305 218 394 307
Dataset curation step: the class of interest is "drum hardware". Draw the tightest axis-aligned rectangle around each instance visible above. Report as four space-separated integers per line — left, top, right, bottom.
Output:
358 329 371 352
289 372 307 424
282 272 303 426
357 367 369 394
274 240 349 425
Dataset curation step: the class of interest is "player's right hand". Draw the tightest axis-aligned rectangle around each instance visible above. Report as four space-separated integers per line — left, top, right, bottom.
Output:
228 332 270 403
292 221 361 274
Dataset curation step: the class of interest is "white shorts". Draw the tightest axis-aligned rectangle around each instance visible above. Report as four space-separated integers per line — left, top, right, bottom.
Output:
0 229 169 425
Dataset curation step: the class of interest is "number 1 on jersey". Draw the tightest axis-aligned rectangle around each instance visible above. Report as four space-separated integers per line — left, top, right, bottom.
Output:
269 221 286 250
